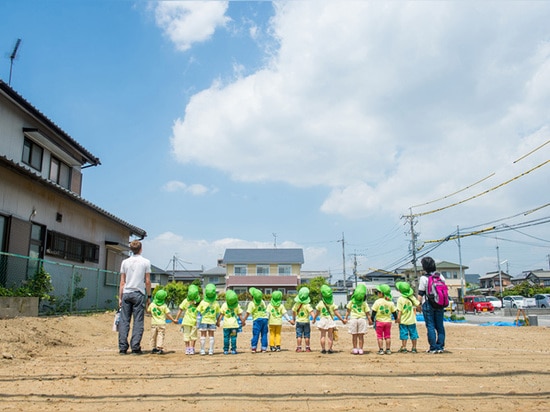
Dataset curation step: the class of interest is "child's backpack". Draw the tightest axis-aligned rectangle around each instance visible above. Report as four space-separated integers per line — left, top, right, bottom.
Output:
427 272 449 309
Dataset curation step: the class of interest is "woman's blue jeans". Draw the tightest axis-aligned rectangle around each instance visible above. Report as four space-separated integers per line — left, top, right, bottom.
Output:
422 301 445 351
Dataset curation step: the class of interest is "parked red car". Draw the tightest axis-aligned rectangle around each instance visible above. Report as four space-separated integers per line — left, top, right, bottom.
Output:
463 296 494 314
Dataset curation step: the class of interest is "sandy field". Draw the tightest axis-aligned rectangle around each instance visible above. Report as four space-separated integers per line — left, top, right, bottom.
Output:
0 312 549 411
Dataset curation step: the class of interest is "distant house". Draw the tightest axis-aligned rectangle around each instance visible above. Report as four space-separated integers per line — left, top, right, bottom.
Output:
479 271 512 294
512 270 550 287
0 80 146 309
360 270 405 287
171 269 202 285
202 265 226 292
150 265 170 287
300 270 331 284
223 248 303 295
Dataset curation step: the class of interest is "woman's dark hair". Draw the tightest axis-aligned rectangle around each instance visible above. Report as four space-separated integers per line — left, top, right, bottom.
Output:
421 256 436 273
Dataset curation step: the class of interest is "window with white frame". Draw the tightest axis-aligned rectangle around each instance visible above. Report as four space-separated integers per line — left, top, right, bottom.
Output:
278 265 291 275
257 264 270 276
234 265 247 276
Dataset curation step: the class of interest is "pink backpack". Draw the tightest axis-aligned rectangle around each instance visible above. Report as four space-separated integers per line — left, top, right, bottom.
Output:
427 272 449 309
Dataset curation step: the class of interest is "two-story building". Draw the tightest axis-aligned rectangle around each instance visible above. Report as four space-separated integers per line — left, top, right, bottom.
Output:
478 271 512 294
223 248 303 295
512 270 550 287
0 80 146 310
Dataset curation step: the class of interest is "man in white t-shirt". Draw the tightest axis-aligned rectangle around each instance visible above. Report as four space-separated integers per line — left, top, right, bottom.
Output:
118 240 151 355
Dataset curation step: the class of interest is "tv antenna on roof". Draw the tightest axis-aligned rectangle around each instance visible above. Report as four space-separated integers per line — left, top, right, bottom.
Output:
8 38 21 86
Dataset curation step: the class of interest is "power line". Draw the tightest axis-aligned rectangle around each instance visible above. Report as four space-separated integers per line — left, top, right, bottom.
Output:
411 159 549 218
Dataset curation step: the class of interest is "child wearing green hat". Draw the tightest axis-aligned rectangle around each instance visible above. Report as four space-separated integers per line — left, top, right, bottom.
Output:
291 287 315 352
175 284 201 355
147 289 177 355
314 285 346 354
344 284 372 355
267 291 291 352
241 287 269 353
395 281 421 353
197 283 221 355
217 290 243 355
371 284 398 355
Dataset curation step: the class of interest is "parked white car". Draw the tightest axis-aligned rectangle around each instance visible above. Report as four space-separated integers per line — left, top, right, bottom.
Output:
503 295 526 309
485 296 502 309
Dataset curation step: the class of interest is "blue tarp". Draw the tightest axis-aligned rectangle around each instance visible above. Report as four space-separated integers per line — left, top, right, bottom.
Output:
480 321 522 327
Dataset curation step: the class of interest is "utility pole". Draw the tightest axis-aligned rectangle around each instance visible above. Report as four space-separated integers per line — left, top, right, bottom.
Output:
350 251 366 289
338 233 346 293
496 243 503 298
457 225 465 302
403 209 419 284
272 233 277 248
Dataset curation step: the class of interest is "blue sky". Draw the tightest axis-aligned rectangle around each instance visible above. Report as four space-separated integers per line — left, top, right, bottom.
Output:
1 1 549 281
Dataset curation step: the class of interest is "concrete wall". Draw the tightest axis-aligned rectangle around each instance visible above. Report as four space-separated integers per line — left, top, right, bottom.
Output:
0 297 39 318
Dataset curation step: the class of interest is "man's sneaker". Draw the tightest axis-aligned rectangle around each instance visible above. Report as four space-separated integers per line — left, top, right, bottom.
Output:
436 349 444 354
200 349 206 355
275 346 281 352
151 348 159 354
426 349 437 354
270 346 275 352
208 350 214 355
231 350 237 355
385 349 392 355
223 351 229 355
157 349 164 355
377 349 384 355
131 349 143 355
119 350 128 355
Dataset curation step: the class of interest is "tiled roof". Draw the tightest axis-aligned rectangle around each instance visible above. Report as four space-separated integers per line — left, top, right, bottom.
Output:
223 248 304 264
0 80 100 166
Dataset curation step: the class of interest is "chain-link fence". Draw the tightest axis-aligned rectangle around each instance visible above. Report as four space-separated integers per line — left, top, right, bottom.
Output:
0 251 119 314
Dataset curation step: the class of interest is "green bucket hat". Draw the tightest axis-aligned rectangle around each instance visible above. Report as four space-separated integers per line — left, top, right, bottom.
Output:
321 284 333 305
271 290 283 307
351 284 366 305
225 290 239 309
294 287 310 304
187 284 199 301
249 287 263 305
204 283 217 303
376 284 392 300
395 281 414 298
153 289 167 306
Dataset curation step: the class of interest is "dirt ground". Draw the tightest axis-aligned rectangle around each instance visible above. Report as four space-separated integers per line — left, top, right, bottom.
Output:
1 312 549 411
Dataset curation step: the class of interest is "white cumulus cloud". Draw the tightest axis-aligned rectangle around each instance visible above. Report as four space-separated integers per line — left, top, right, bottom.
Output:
154 1 230 51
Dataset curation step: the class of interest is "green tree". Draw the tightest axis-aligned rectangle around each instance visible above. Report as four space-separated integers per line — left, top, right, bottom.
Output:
301 276 329 305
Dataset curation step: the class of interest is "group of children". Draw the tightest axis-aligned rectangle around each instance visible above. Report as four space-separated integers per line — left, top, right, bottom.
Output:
145 281 421 356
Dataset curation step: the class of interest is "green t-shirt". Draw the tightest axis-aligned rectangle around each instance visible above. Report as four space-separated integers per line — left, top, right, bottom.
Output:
178 298 199 326
246 300 268 320
197 300 221 324
267 303 287 325
292 302 313 323
396 295 419 325
371 297 397 323
220 302 243 329
148 302 171 326
346 300 370 319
